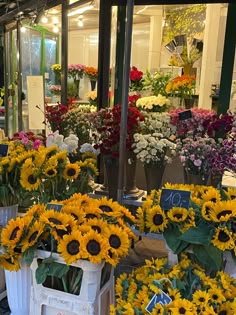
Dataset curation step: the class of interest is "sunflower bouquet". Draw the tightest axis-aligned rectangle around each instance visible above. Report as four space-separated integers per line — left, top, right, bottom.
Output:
0 193 136 294
136 184 236 273
111 254 236 315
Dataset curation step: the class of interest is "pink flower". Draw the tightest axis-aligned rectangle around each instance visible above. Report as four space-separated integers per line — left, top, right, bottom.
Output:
193 159 202 167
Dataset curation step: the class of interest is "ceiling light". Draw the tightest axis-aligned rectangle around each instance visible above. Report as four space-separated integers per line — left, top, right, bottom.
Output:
53 25 59 33
41 16 48 24
21 26 26 33
52 16 59 24
78 20 84 27
68 5 94 17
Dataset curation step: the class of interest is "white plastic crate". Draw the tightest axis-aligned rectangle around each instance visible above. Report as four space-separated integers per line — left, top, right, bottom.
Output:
30 250 114 315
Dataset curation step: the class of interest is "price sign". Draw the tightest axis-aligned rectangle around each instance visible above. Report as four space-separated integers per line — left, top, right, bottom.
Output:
0 144 9 157
160 188 191 211
46 203 63 212
146 291 172 314
178 110 192 120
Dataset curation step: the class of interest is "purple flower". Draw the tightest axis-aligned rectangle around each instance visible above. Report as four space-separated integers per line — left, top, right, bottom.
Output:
194 159 202 167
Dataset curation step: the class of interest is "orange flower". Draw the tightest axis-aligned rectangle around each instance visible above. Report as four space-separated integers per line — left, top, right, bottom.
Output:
85 66 98 80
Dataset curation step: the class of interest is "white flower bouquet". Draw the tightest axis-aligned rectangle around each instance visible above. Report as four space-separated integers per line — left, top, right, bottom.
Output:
136 94 171 112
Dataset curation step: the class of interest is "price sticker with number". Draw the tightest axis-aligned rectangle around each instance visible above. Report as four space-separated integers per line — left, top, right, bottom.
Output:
146 291 172 314
46 203 64 212
160 188 191 211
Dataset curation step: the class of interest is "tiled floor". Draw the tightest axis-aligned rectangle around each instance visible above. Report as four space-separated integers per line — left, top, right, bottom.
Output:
0 297 10 314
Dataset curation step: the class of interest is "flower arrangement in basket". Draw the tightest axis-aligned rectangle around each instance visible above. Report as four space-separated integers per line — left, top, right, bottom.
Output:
68 64 85 81
165 74 196 100
136 184 236 273
49 84 61 95
129 66 143 92
84 66 98 81
136 94 171 113
93 105 145 157
111 254 236 315
0 193 136 294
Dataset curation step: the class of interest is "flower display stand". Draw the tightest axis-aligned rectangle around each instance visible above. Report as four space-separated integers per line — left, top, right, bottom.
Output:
30 250 114 315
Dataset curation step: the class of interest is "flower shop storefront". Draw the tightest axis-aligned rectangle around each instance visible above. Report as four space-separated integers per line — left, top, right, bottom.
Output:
0 1 236 315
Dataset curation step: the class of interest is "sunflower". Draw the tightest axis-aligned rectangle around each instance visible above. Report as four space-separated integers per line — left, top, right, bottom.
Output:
146 205 168 233
81 229 109 264
201 201 215 221
20 159 41 191
168 298 196 315
136 207 146 233
211 227 234 251
167 207 189 223
0 253 21 271
208 286 226 304
95 197 119 217
106 249 120 266
86 217 108 234
51 214 77 241
224 187 236 200
57 229 84 264
25 204 46 218
43 166 57 178
63 163 80 180
1 217 25 248
62 204 85 223
150 303 165 315
209 200 236 222
216 301 236 315
201 187 221 203
166 288 181 301
81 151 97 161
104 224 130 257
192 290 210 306
21 221 45 252
39 210 68 231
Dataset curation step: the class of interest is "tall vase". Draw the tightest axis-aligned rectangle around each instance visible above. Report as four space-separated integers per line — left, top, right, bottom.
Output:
125 151 140 198
184 171 209 186
183 64 193 75
74 79 80 99
144 162 166 195
5 260 32 315
103 156 119 200
184 98 195 109
90 80 97 91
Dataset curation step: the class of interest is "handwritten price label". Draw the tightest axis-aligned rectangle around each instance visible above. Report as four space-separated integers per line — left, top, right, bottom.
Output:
46 203 63 212
160 188 191 210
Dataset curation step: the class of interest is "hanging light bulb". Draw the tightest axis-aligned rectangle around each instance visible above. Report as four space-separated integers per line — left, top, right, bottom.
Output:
21 25 26 33
53 25 59 33
41 15 48 23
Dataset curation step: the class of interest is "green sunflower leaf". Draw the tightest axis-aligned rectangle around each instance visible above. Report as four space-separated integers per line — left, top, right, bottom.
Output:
193 244 223 271
47 262 69 278
35 263 49 284
179 225 212 245
23 247 35 265
163 227 188 254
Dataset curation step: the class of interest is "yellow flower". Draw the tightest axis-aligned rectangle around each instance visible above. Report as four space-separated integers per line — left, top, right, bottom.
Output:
211 227 234 251
146 205 168 233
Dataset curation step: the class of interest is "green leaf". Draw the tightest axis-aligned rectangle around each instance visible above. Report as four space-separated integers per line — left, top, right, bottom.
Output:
47 262 69 278
179 226 212 245
23 247 35 265
193 244 223 271
35 263 49 284
163 227 188 254
42 255 55 264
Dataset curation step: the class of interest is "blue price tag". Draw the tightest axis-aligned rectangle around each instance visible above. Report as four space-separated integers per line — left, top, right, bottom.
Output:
146 291 172 314
46 203 63 212
160 188 191 211
0 144 9 157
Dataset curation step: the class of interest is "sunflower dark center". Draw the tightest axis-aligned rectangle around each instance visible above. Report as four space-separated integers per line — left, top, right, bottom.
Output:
67 240 80 255
199 297 205 302
205 206 210 214
109 234 121 249
212 294 218 300
71 213 78 220
218 230 230 242
86 240 101 255
29 231 38 242
173 213 183 219
179 307 186 314
92 225 101 233
211 198 217 202
231 195 236 199
219 311 227 315
48 218 62 225
85 214 97 219
47 169 55 176
216 210 232 219
153 214 163 225
10 227 20 240
28 175 37 184
67 168 76 176
99 205 112 212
